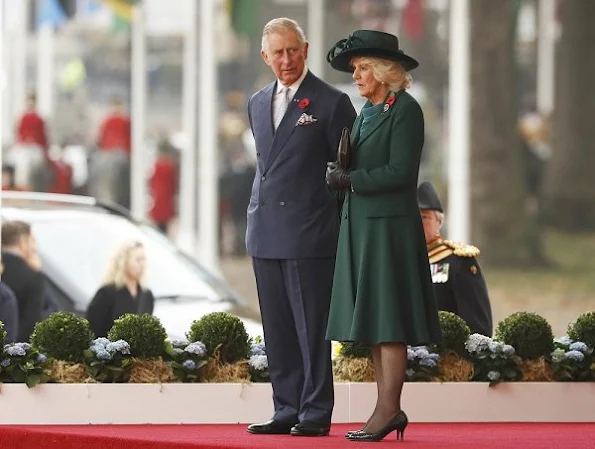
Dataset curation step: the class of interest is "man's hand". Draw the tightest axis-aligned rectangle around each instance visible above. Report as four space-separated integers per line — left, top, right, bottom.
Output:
326 162 351 191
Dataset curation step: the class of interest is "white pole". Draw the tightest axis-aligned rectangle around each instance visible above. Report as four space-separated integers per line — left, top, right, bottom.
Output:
307 0 324 78
36 24 54 118
537 0 555 117
1 0 4 249
197 0 219 272
178 0 198 254
1 0 11 147
447 0 470 243
12 0 28 124
131 3 147 220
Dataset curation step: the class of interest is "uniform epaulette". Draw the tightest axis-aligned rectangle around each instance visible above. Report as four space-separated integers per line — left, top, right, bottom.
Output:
443 240 480 258
428 242 454 264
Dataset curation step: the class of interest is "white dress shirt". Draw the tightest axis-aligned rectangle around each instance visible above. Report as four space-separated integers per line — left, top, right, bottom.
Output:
272 67 309 128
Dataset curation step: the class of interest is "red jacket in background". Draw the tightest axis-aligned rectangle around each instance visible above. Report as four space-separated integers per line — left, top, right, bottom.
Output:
17 112 48 150
98 114 131 153
149 157 177 224
47 160 73 194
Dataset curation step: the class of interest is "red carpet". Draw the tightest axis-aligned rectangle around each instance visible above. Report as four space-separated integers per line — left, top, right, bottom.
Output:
1 423 594 449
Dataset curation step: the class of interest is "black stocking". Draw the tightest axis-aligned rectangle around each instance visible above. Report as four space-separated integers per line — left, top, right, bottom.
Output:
362 342 406 434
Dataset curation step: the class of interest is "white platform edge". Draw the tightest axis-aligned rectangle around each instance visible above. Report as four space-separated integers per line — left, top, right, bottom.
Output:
1 382 594 424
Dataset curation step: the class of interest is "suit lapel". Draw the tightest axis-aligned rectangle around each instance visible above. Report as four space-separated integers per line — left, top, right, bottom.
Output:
265 71 317 171
356 89 406 148
256 83 275 173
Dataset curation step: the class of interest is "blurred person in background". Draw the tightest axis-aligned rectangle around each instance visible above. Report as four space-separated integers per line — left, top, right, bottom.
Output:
89 96 131 209
149 138 179 235
2 165 22 191
1 221 46 342
7 92 51 192
418 182 493 336
0 263 19 343
16 92 48 152
86 241 154 337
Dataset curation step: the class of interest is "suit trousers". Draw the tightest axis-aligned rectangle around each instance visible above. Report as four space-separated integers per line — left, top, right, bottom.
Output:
252 257 335 425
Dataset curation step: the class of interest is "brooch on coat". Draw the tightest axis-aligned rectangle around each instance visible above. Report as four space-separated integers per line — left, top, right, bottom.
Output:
382 93 396 113
296 113 318 126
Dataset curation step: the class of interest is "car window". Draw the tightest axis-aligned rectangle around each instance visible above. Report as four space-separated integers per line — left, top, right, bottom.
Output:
31 213 236 305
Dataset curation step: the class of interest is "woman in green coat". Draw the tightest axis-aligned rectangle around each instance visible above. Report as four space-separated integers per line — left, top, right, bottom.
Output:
325 30 442 442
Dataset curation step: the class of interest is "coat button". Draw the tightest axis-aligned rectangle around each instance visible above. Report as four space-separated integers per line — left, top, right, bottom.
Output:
279 201 286 206
261 175 266 181
259 200 265 206
256 152 260 157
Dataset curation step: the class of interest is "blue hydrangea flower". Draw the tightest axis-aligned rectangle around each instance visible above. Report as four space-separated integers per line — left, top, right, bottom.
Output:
465 334 491 353
92 337 110 347
1 358 10 367
427 353 441 361
487 370 500 381
5 345 26 357
555 335 572 346
96 349 112 361
106 340 131 355
249 355 268 371
16 342 32 351
406 348 415 361
185 342 207 357
502 345 515 356
251 342 266 357
551 348 566 363
419 358 437 368
171 339 189 348
414 348 429 359
182 359 197 370
405 368 415 377
569 342 588 353
36 354 48 364
488 341 501 353
565 350 585 362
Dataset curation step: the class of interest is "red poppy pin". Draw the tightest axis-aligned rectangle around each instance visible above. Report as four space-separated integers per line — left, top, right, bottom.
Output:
383 94 396 113
298 98 310 109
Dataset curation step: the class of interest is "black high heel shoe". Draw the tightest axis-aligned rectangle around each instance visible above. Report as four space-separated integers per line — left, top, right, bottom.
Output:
347 411 408 442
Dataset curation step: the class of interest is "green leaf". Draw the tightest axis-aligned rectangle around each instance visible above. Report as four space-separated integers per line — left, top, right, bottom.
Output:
25 373 42 388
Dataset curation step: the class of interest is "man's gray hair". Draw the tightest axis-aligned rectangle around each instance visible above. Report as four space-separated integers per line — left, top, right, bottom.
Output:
261 18 306 52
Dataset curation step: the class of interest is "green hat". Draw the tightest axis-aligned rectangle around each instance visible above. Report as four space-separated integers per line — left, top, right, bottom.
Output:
326 30 419 73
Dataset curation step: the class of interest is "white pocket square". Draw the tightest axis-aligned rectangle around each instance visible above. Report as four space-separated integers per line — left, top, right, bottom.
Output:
296 113 318 126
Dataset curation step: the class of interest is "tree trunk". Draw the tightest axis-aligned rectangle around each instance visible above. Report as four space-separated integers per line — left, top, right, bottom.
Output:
469 0 534 265
542 0 595 230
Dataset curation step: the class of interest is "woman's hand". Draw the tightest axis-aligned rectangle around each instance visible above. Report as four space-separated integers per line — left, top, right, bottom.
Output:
326 162 352 190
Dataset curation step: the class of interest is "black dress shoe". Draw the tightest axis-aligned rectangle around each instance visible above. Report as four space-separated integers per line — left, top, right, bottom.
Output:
290 421 330 437
247 419 296 435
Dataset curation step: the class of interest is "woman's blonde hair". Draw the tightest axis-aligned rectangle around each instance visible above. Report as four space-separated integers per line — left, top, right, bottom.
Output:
352 56 412 91
102 241 145 288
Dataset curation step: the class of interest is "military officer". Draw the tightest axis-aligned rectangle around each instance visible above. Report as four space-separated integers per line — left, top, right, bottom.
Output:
418 182 493 336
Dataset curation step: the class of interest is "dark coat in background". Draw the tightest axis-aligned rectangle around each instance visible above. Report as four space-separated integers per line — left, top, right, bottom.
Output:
86 284 155 337
1 251 46 342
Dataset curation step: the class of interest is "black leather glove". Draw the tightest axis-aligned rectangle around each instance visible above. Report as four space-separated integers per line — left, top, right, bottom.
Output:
326 162 351 191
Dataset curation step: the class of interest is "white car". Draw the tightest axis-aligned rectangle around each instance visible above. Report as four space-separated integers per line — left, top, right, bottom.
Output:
1 192 263 341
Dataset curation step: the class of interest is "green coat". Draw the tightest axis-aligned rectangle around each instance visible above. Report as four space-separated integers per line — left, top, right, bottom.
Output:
326 90 442 345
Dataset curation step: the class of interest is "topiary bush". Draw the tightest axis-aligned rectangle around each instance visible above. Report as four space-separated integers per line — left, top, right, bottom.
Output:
108 314 167 358
567 312 595 349
438 311 471 355
0 321 6 348
340 341 372 359
495 312 554 360
187 312 250 364
30 312 94 363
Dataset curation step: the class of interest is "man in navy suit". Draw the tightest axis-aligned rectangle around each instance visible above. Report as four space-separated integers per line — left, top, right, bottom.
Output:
245 18 356 437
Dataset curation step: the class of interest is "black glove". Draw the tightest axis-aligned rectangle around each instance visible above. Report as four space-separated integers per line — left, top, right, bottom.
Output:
326 162 351 191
